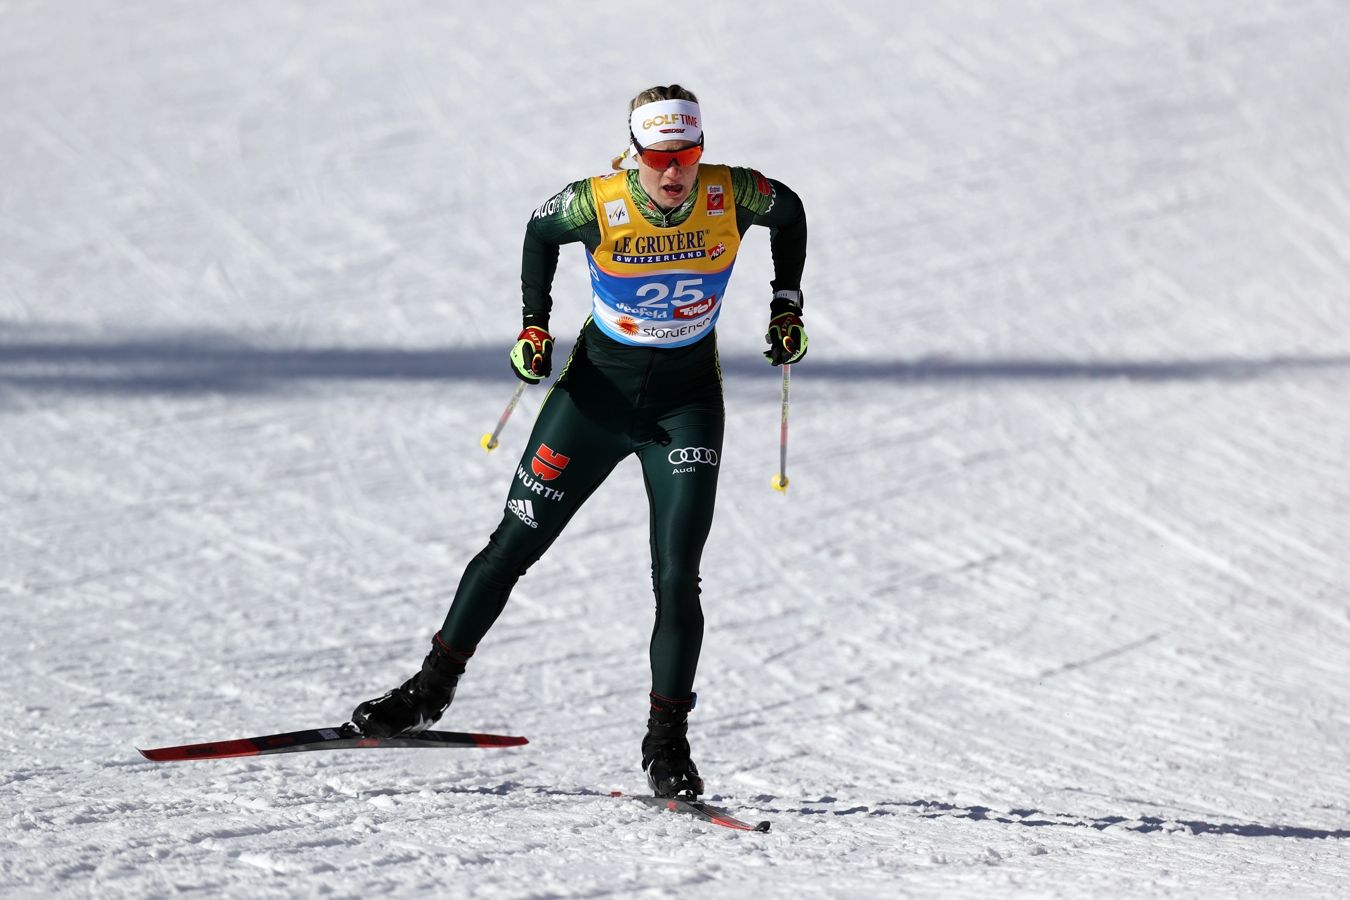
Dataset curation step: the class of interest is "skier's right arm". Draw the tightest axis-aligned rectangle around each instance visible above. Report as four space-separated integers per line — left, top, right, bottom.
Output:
521 180 600 330
513 180 600 383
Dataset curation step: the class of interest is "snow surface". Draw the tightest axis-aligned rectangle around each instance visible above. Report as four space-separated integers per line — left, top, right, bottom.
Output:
3 1 1350 896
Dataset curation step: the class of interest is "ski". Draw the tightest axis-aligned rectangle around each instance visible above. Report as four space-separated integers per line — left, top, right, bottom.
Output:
615 792 771 832
138 723 528 762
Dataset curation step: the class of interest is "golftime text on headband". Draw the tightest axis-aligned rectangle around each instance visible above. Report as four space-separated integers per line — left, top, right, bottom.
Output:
629 99 703 150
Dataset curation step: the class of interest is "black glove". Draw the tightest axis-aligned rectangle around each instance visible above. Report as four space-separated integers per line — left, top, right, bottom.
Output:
763 290 808 366
510 325 553 384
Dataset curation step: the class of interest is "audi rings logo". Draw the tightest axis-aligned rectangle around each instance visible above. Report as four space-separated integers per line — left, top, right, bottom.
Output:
668 447 719 467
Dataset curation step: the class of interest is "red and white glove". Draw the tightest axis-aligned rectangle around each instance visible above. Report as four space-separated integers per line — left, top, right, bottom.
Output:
510 325 553 384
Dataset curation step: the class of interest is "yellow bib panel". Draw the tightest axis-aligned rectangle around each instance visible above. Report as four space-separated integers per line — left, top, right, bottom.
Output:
587 165 742 347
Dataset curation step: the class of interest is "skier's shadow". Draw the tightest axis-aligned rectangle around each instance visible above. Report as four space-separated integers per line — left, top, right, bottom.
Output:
422 782 613 800
750 796 1350 840
360 784 1350 838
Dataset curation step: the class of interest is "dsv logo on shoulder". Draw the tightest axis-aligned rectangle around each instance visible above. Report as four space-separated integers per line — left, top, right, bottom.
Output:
668 447 718 473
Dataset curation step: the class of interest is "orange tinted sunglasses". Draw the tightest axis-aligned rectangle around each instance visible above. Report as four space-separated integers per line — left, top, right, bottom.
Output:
633 135 704 169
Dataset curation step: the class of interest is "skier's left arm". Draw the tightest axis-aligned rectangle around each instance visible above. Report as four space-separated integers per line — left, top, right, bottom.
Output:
732 168 809 365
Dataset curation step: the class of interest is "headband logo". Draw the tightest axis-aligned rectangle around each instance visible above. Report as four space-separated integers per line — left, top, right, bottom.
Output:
642 113 699 131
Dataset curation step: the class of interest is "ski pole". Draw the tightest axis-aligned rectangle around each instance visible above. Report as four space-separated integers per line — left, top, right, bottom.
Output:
771 364 791 493
480 381 527 452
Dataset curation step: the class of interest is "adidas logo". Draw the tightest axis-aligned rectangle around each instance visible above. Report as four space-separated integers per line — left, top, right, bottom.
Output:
507 498 539 529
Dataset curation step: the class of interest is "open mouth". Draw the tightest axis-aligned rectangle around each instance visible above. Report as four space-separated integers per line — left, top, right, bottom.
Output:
661 183 685 198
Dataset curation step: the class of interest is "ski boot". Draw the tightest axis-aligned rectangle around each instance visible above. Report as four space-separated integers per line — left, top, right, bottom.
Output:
641 693 704 799
350 636 471 738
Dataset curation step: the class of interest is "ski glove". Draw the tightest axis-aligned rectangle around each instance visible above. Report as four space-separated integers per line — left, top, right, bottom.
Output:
763 290 808 366
510 325 553 384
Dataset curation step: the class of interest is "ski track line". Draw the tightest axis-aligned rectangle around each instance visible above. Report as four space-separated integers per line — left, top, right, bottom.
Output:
1088 428 1343 629
62 394 450 597
1243 159 1350 275
1033 632 1164 680
24 107 309 304
19 121 188 313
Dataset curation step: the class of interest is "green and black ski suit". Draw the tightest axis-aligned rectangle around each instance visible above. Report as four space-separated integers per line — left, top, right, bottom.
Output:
439 165 807 699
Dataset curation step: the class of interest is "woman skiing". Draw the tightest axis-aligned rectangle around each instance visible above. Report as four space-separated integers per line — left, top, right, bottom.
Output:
351 84 809 799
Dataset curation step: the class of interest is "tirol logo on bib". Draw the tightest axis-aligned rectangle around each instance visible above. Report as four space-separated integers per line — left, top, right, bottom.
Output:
706 184 724 216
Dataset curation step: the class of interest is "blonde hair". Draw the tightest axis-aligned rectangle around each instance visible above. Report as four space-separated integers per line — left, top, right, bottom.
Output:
628 84 699 114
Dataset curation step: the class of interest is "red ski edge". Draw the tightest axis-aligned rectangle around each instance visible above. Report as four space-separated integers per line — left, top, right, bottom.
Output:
138 725 528 762
140 738 263 761
618 792 771 833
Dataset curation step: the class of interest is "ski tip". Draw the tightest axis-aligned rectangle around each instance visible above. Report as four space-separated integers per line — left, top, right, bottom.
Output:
754 820 771 833
137 747 181 762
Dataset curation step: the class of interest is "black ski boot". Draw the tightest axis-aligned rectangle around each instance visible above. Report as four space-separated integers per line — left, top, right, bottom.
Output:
350 636 471 738
641 693 704 799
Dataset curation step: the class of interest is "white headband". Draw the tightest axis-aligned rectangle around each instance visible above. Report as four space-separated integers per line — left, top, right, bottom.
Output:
629 99 703 149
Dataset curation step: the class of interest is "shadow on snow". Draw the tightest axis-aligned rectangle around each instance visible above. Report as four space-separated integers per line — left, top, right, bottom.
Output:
786 797 1350 840
370 783 1350 840
0 328 1347 395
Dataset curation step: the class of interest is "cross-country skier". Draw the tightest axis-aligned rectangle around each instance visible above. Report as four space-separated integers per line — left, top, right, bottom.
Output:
350 84 809 799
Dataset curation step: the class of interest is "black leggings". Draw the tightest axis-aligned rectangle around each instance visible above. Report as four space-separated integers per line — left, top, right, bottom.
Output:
440 323 724 698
